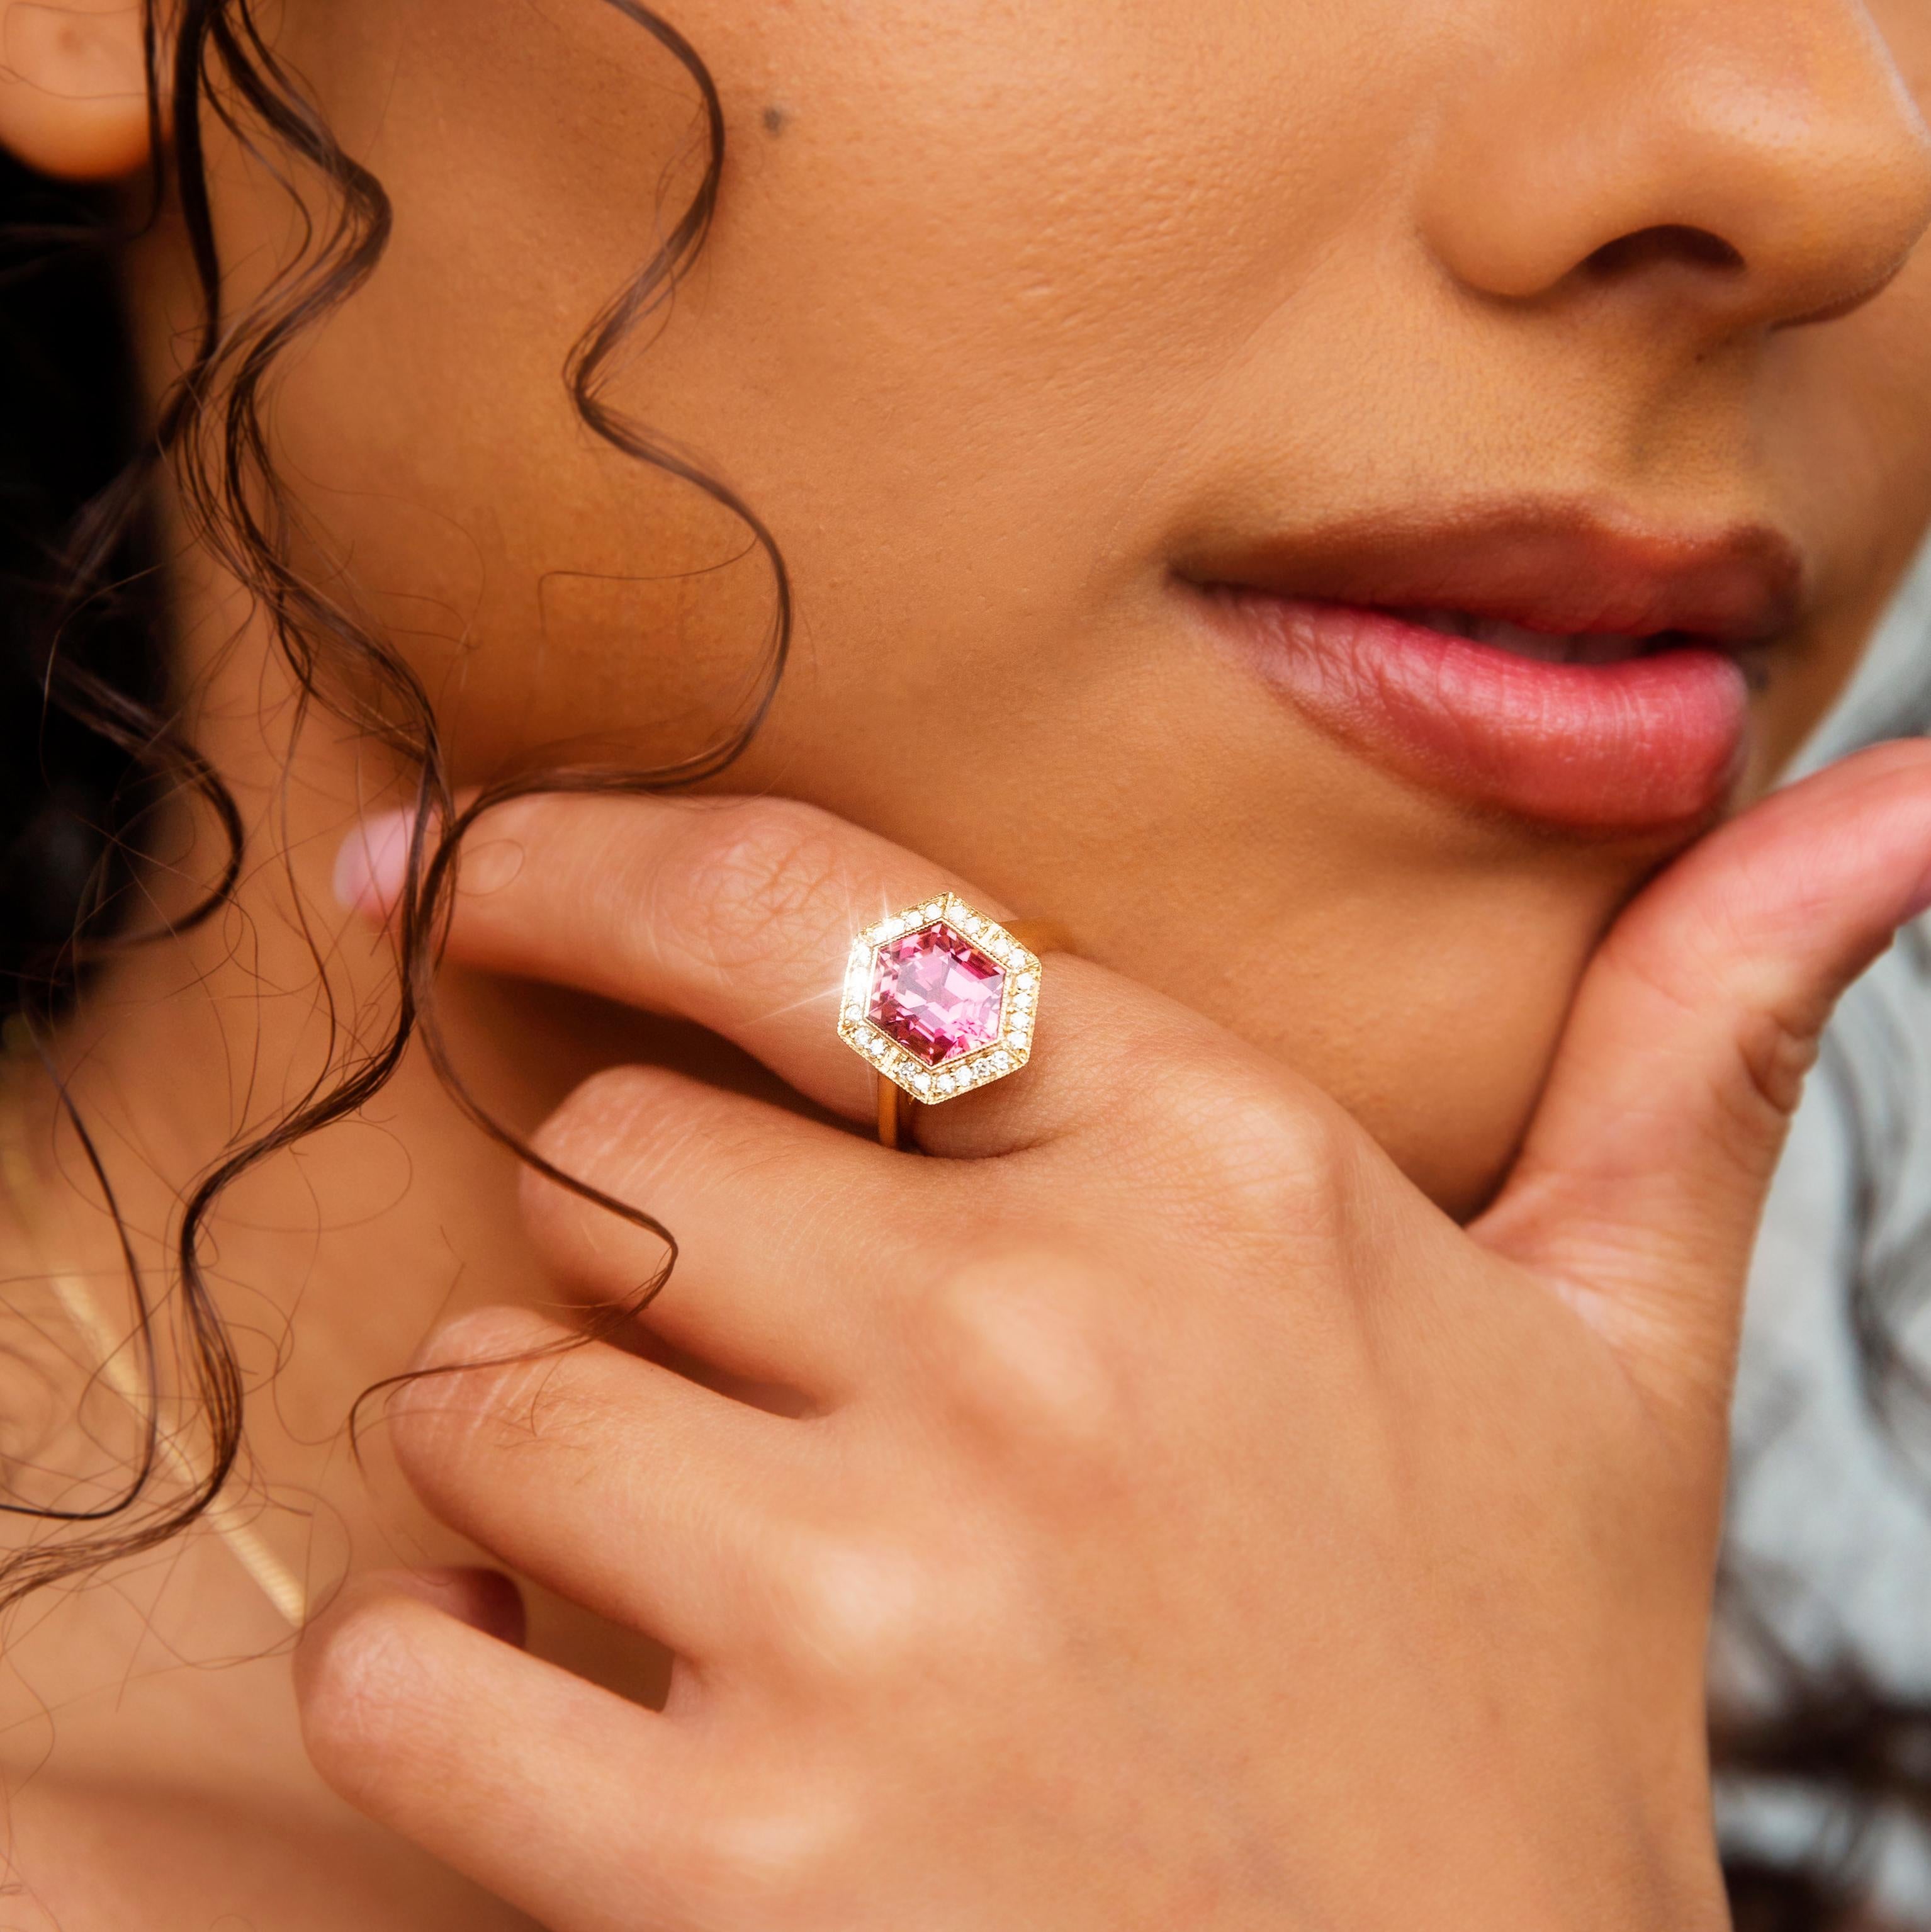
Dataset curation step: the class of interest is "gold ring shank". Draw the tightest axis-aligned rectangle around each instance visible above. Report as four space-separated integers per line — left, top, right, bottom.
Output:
875 917 1072 1151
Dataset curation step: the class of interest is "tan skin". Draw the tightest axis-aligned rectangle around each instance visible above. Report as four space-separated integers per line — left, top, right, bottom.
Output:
2 0 1931 1924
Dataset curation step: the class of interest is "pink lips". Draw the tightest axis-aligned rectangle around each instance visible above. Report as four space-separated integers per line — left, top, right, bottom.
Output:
1183 511 1799 833
1214 597 1750 829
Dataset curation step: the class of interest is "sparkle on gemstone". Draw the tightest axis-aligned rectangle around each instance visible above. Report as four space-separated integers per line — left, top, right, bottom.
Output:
867 921 1007 1067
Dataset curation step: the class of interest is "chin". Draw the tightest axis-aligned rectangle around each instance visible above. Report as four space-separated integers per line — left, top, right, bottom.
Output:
1187 896 1608 1224
1362 1093 1538 1222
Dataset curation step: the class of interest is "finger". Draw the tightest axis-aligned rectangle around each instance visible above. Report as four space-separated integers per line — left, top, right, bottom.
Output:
298 1576 706 1932
337 791 1226 1161
365 1562 529 1646
1475 740 1931 1408
524 1063 931 1398
385 1306 811 1657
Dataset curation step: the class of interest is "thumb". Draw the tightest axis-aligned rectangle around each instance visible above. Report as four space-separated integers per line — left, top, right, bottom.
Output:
1473 739 1931 1410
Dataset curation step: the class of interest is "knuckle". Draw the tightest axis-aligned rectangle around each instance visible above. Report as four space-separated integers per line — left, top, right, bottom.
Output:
655 799 854 976
1164 1068 1353 1243
1730 1000 1825 1124
522 1069 787 1284
532 1064 776 1191
1609 927 1829 1143
412 1302 563 1379
522 1064 678 1224
775 1528 957 1680
388 1309 587 1475
529 1063 658 1172
677 1791 861 1921
295 1595 427 1783
924 1249 1128 1459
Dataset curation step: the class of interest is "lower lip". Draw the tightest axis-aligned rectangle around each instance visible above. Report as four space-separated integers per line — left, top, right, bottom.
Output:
1199 592 1752 831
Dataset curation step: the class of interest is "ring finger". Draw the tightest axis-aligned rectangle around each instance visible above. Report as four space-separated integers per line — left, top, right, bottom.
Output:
343 791 1242 1164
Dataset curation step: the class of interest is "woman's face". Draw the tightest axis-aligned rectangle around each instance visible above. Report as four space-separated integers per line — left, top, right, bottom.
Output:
170 0 1931 1211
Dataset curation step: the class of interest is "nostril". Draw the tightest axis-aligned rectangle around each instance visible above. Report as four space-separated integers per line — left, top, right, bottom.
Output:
1583 224 1747 281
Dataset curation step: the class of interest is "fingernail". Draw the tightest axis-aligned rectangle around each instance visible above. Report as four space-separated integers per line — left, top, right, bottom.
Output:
332 810 413 915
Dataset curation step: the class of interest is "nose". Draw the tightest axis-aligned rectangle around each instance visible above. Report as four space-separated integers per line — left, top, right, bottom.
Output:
1419 0 1931 332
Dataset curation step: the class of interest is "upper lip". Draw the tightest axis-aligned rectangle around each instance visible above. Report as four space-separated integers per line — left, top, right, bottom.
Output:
1176 502 1806 645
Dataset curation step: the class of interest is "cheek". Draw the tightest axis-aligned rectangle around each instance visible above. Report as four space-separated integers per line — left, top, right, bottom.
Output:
251 0 1436 778
249 0 787 776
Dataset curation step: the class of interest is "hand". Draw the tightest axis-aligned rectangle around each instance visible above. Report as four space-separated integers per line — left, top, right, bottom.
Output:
298 743 1931 1931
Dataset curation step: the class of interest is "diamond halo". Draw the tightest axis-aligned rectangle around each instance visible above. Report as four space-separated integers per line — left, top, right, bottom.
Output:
837 893 1043 1104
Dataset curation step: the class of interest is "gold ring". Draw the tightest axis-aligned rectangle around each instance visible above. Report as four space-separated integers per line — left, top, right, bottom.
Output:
835 895 1069 1150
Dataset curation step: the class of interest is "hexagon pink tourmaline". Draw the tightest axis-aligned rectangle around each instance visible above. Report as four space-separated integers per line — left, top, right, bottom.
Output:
867 922 1006 1066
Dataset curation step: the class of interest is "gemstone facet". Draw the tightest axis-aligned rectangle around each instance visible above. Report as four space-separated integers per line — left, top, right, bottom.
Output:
867 922 1006 1066
838 892 1043 1105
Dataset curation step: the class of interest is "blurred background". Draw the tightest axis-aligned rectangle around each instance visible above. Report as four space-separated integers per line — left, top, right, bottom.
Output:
1723 540 1931 1925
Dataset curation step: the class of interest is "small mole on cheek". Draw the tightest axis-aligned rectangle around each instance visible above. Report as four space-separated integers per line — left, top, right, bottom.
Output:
762 104 788 135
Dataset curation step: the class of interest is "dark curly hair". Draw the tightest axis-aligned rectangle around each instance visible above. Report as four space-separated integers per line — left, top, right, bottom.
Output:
0 0 784 1603
0 6 1926 1926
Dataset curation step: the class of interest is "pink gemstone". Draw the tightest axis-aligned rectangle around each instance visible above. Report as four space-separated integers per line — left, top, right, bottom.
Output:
867 922 1006 1066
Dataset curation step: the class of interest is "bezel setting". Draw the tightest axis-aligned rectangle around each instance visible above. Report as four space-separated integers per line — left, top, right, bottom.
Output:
837 893 1043 1104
